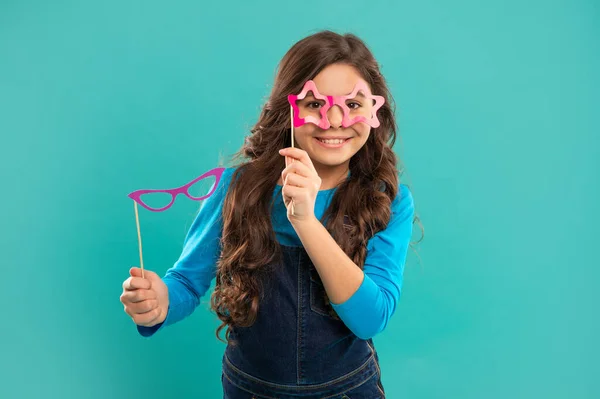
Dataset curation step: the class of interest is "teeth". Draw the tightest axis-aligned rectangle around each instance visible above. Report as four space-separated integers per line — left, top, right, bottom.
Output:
318 138 346 144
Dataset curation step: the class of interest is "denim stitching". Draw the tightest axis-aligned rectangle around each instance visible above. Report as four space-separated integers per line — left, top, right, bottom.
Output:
322 369 378 399
224 352 375 390
222 370 279 399
376 380 386 398
225 368 378 399
366 341 386 398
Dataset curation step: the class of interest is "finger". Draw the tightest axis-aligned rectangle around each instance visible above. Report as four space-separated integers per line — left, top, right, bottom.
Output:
132 306 163 327
132 299 159 314
281 148 316 174
121 288 157 304
122 276 151 291
292 159 312 177
143 269 160 281
133 289 157 302
281 148 303 164
282 184 302 200
282 158 312 180
284 172 310 189
124 298 158 317
130 267 144 277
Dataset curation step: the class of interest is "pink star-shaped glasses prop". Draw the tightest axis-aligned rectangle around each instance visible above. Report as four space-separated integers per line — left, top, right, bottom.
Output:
287 80 385 129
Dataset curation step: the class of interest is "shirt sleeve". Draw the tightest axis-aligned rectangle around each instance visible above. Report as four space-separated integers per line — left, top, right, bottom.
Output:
330 184 415 340
136 167 234 337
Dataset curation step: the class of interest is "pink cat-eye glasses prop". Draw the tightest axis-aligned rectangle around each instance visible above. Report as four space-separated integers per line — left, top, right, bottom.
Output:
128 167 225 212
127 166 225 278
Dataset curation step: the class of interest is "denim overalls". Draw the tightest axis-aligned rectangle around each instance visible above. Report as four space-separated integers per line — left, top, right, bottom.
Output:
221 244 386 399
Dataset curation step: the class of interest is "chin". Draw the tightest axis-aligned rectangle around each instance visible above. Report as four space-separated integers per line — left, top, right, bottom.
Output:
311 152 351 166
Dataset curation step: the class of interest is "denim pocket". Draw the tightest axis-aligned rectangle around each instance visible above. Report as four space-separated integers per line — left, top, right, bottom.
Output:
308 264 336 318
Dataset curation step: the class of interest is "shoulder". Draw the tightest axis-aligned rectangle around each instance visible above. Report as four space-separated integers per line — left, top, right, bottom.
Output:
221 166 237 181
364 183 415 259
391 184 415 220
213 166 237 195
220 166 237 187
368 184 414 239
374 183 415 242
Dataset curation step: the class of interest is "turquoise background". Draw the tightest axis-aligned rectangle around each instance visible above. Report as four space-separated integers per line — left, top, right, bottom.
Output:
1 0 598 398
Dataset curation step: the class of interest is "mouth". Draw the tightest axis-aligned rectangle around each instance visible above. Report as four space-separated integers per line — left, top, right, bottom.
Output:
314 137 352 148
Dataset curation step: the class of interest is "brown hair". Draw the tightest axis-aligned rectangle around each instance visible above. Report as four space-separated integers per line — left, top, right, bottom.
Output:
210 30 423 343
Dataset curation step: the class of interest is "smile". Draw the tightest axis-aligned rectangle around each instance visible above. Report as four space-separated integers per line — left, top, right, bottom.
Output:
314 137 351 148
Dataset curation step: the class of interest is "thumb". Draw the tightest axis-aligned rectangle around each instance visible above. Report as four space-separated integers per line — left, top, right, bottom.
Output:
130 266 160 282
143 269 161 281
130 266 144 277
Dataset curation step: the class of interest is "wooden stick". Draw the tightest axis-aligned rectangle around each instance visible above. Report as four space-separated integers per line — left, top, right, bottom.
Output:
289 105 295 216
133 200 145 279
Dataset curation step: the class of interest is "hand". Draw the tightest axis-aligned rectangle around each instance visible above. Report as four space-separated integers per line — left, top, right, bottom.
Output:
120 267 169 327
279 147 321 223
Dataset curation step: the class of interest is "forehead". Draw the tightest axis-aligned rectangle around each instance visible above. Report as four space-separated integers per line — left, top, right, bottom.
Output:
310 63 370 97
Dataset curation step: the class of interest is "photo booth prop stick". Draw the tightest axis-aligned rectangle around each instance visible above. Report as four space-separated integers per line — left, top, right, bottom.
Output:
132 200 145 278
289 104 295 216
127 167 225 278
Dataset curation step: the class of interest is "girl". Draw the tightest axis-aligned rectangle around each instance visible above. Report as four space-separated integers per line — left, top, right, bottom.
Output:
121 30 421 399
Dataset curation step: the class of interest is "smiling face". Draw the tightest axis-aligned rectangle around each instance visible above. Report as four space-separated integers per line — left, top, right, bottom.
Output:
288 63 380 184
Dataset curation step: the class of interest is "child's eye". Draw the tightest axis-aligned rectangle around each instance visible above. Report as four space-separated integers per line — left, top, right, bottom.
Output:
347 101 361 109
307 101 322 109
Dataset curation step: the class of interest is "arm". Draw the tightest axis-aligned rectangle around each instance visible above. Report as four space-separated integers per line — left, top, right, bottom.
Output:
137 167 234 337
293 185 415 339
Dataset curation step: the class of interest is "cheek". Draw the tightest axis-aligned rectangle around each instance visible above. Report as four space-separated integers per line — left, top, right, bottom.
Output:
290 125 315 150
352 124 371 140
294 125 316 140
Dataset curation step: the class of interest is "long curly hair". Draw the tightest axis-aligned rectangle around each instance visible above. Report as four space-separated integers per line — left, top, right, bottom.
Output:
210 30 423 344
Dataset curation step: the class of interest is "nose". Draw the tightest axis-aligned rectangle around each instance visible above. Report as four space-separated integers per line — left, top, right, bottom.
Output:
326 104 343 129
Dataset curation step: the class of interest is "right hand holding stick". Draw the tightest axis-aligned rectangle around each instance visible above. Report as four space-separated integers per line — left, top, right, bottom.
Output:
120 267 169 328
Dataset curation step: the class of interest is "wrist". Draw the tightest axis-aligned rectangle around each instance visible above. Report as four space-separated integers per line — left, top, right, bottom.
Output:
291 214 320 230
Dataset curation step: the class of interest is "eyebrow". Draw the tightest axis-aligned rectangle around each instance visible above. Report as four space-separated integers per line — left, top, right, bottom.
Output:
350 92 367 100
303 92 324 101
303 90 370 100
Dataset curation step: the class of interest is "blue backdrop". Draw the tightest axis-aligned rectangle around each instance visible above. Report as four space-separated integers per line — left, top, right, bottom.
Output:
1 0 598 398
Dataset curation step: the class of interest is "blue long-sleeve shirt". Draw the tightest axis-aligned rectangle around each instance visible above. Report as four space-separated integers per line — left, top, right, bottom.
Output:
137 166 414 340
